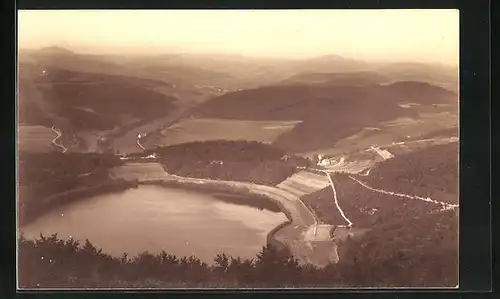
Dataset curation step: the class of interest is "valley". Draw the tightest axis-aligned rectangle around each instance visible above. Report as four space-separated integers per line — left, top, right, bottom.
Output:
17 46 459 288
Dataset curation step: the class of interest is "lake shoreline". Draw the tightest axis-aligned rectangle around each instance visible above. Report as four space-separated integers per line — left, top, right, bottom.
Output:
139 179 283 213
135 174 316 260
18 179 139 227
18 170 305 260
137 178 294 250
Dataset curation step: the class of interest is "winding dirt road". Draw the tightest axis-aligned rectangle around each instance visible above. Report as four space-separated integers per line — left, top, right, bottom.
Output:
348 175 459 210
51 126 68 153
51 126 78 153
321 171 354 227
136 136 146 151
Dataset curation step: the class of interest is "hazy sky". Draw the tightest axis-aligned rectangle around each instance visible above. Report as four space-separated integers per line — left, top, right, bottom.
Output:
18 9 459 65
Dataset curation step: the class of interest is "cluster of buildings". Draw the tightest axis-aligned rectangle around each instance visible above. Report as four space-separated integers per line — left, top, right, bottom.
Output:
119 153 158 161
315 154 337 167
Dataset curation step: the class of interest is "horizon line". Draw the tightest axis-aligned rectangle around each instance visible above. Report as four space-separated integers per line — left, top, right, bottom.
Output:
17 45 458 68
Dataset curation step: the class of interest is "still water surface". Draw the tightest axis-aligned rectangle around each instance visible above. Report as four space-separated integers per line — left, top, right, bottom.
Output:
20 185 288 263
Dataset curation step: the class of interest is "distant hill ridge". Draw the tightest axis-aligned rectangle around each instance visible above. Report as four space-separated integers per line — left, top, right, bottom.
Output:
383 81 455 95
18 47 458 153
18 66 178 133
279 71 389 87
26 66 173 89
194 81 455 119
38 46 75 56
192 81 456 153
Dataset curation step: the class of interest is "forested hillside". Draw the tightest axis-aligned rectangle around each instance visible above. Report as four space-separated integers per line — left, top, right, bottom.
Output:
359 142 459 203
192 83 456 153
18 67 178 133
338 209 458 287
147 140 311 185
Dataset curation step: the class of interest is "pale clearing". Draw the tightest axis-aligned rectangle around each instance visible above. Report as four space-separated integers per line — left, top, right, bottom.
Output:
18 125 56 153
156 118 302 147
110 162 167 181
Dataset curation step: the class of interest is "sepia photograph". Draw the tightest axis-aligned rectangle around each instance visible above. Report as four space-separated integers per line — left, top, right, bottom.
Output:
16 9 459 289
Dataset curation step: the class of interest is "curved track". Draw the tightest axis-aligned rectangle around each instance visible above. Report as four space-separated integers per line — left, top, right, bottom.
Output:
348 175 459 210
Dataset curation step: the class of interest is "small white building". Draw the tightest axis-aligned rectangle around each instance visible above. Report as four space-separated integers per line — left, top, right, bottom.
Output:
144 153 158 160
318 159 333 166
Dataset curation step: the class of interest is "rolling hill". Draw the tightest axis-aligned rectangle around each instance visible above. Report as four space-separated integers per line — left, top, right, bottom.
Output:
17 47 242 152
20 47 458 92
357 142 459 204
135 53 373 89
19 48 271 91
373 62 459 93
191 82 457 153
18 67 178 134
276 61 458 91
18 47 459 154
301 142 459 286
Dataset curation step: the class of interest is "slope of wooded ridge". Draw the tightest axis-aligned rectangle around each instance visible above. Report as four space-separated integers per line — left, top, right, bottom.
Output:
191 83 457 153
278 70 458 94
300 142 459 286
338 209 458 287
132 140 311 186
19 63 173 88
18 66 179 134
355 142 459 204
17 47 459 153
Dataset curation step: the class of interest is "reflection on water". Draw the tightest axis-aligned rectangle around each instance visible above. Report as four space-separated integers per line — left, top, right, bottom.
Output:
20 185 288 263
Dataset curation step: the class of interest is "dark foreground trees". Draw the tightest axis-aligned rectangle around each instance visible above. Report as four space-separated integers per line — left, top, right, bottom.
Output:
337 209 458 287
18 221 458 289
18 235 315 288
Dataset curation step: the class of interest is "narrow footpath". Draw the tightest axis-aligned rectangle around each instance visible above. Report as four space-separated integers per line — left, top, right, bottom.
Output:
51 126 68 153
321 171 353 227
348 175 459 211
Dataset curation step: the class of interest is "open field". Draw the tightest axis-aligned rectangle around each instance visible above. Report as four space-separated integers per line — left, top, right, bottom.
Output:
383 137 458 155
110 163 167 181
155 118 303 147
18 125 56 153
277 170 331 197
